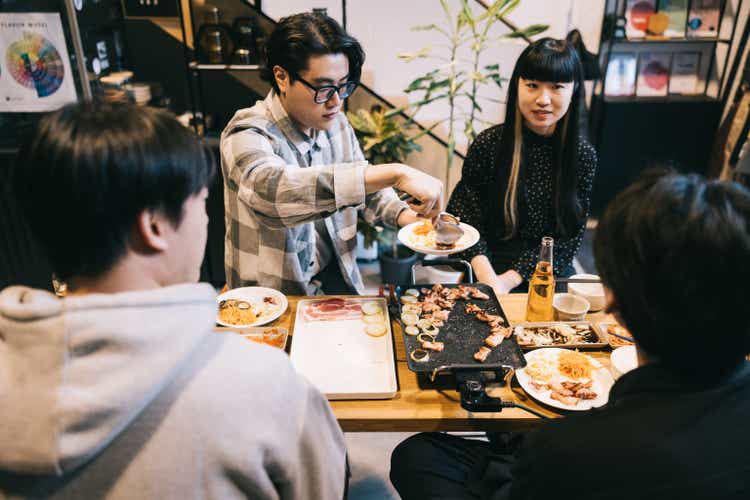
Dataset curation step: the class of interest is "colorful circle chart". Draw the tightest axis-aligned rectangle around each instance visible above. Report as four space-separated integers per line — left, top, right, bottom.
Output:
6 31 65 98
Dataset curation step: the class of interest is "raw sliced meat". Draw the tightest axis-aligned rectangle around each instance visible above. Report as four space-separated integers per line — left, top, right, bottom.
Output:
301 298 363 322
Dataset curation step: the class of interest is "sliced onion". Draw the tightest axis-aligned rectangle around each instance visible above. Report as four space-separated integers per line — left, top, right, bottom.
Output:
362 302 382 315
405 325 420 336
365 323 387 337
401 304 422 315
401 313 419 325
410 348 430 362
421 324 439 335
405 288 420 297
417 318 433 330
400 295 418 304
417 333 436 344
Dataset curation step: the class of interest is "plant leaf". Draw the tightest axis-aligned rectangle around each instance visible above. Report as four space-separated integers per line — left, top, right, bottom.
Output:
499 0 520 17
397 46 433 61
507 23 549 38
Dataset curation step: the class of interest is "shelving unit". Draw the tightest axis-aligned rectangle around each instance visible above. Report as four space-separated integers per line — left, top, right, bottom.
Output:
176 0 272 137
594 1 743 103
588 0 747 214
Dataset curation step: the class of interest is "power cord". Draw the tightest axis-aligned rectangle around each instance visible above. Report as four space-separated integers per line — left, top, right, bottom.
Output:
500 401 550 419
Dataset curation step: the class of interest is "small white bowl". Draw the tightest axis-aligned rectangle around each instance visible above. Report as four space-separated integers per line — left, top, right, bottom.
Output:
610 345 638 379
552 293 590 321
567 273 605 312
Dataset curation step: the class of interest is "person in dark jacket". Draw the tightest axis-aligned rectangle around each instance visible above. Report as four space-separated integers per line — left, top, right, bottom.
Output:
391 169 750 500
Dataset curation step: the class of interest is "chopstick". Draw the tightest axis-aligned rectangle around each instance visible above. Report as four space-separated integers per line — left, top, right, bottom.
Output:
607 329 635 344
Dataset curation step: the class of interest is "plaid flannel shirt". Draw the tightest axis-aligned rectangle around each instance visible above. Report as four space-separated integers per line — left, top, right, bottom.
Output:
220 91 407 295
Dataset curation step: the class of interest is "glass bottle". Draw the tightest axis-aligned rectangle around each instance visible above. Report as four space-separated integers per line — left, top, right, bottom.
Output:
526 236 555 321
232 17 259 64
197 5 233 64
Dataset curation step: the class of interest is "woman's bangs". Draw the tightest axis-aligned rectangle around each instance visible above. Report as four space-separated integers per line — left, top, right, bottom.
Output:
517 50 576 83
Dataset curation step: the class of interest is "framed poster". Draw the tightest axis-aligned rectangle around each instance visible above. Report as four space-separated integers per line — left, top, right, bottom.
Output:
626 0 657 39
0 13 78 112
636 52 672 96
604 53 638 96
669 51 701 94
658 0 689 37
687 0 721 38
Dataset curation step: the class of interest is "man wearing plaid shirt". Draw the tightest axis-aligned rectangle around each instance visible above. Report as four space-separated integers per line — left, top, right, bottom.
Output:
221 12 443 295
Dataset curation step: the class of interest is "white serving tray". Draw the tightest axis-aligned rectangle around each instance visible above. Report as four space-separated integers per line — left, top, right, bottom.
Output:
289 297 397 400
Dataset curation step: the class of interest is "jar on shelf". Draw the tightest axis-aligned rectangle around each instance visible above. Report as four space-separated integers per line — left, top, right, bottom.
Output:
197 5 233 64
232 16 259 64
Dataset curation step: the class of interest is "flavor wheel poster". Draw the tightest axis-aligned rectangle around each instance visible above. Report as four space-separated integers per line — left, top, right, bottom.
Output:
0 13 77 112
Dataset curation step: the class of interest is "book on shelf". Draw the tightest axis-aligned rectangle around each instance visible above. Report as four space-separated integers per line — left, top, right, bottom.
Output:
626 0 657 39
669 51 701 94
687 0 721 38
636 52 672 96
658 0 689 38
605 53 638 96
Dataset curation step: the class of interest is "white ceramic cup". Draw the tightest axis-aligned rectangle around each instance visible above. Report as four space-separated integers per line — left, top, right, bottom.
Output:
553 293 590 321
567 273 606 312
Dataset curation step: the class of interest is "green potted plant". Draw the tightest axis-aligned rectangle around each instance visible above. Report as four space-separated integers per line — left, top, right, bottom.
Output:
347 104 425 282
398 0 547 173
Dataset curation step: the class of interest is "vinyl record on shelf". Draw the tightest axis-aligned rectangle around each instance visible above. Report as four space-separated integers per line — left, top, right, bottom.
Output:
6 31 65 98
636 52 672 97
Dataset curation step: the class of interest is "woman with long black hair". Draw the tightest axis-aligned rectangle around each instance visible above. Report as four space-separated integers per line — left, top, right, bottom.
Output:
447 37 598 296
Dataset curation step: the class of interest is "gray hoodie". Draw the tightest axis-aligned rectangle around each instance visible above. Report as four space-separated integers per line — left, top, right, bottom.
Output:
0 284 346 499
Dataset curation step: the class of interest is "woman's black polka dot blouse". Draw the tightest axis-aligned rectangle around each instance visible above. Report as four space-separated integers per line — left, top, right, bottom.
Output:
447 124 598 281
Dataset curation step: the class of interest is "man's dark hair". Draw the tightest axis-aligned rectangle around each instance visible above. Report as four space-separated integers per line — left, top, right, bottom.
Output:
13 101 215 281
260 12 365 93
594 169 750 381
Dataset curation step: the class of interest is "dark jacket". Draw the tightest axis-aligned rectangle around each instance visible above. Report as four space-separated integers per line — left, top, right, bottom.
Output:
509 362 750 500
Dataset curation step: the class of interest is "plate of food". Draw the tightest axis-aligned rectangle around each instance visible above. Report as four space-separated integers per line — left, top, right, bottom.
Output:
596 322 635 348
512 322 607 350
397 219 480 256
216 286 288 327
515 348 614 411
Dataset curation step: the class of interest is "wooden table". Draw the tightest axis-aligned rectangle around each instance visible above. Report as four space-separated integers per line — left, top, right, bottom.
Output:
250 293 616 432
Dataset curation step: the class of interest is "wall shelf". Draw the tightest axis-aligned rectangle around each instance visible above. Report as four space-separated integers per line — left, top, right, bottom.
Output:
188 61 263 71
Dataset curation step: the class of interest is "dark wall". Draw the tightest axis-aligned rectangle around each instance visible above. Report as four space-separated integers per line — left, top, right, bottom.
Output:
589 97 723 214
0 154 54 291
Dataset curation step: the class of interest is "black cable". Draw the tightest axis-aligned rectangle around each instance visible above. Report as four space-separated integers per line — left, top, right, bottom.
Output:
501 401 550 419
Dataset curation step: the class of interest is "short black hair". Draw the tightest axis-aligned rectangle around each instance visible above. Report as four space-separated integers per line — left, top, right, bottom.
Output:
13 101 215 281
594 169 750 381
260 12 365 93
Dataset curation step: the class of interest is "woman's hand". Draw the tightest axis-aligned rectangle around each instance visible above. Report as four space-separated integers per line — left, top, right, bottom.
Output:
471 256 524 299
490 270 524 299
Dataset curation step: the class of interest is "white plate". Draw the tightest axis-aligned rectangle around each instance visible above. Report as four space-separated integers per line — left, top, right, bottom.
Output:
515 348 614 411
216 286 288 327
397 221 480 256
610 345 638 378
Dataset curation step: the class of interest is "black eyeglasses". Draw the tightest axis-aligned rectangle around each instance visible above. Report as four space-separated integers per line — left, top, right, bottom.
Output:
293 74 358 104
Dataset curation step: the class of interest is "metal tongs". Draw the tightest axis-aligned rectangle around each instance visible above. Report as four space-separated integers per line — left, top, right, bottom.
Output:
398 192 464 247
433 212 464 248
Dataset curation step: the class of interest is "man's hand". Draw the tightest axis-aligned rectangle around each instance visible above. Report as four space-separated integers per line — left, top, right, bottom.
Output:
392 165 443 220
397 209 430 227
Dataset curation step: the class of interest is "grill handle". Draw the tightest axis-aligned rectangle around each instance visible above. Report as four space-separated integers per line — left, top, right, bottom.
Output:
411 258 474 284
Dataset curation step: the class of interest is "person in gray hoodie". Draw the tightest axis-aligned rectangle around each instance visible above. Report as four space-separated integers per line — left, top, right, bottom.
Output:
0 101 348 499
